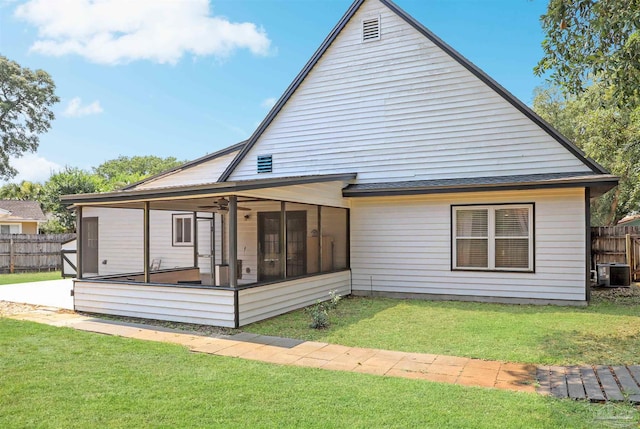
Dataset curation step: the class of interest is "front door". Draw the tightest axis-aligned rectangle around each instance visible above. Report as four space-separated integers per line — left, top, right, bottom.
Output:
258 211 306 281
81 217 99 275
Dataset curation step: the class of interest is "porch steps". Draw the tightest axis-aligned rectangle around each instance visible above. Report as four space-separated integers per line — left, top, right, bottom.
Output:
536 365 640 403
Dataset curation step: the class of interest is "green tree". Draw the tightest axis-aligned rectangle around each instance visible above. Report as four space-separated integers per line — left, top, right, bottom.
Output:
42 167 105 232
535 0 640 105
533 84 640 225
93 155 183 189
0 56 60 180
0 180 44 201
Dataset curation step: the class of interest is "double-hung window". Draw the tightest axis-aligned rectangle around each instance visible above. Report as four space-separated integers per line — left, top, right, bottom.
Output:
173 214 193 246
453 204 533 272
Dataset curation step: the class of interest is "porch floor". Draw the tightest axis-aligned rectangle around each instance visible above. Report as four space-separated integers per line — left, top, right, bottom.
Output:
9 306 639 402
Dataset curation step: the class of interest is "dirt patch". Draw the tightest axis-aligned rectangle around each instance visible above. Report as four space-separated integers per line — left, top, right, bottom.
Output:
0 301 43 316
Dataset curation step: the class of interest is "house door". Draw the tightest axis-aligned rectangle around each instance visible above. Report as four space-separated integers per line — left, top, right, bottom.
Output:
258 211 306 281
82 217 98 275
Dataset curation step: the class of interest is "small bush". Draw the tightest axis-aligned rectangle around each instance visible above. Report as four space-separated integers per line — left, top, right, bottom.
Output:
306 290 342 329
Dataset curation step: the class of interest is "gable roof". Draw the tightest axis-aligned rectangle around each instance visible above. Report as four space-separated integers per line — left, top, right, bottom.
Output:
120 140 246 191
219 0 608 182
0 200 46 221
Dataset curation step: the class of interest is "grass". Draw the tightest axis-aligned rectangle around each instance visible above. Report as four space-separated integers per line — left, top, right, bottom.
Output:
1 318 637 428
244 287 640 366
0 271 61 285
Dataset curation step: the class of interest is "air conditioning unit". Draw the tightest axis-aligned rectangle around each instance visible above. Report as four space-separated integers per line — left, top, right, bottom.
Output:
596 263 631 287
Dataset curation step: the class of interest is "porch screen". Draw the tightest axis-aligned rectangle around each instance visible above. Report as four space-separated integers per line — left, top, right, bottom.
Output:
453 204 533 271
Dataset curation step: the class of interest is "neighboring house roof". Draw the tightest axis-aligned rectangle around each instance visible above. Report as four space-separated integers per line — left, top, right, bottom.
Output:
617 215 640 227
0 200 46 222
343 172 618 197
219 0 608 182
120 140 247 191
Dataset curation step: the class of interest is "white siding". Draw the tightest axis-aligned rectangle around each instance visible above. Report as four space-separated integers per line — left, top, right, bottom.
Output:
134 151 239 190
350 188 587 302
83 207 217 276
228 0 591 183
74 280 236 327
237 180 350 208
238 271 351 326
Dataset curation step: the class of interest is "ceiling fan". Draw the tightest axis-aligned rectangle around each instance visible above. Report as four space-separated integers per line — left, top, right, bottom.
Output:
198 197 251 212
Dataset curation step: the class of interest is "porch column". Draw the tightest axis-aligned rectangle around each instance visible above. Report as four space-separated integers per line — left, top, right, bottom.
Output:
281 201 286 278
77 206 83 280
229 196 238 288
193 211 198 268
143 202 150 283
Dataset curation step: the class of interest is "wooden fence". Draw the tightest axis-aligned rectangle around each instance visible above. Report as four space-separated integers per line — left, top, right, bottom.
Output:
0 234 76 273
591 226 640 281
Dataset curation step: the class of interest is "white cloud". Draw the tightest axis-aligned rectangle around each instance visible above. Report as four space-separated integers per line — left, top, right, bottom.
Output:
62 97 103 117
14 0 272 65
7 154 62 183
261 97 277 109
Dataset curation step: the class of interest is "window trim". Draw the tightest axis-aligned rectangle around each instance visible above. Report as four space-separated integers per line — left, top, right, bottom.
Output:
451 203 535 273
172 213 194 247
0 223 22 234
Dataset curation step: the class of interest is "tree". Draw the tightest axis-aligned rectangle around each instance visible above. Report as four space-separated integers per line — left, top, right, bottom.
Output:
0 56 60 180
533 84 640 225
93 155 184 189
535 0 640 105
42 167 105 232
0 180 44 201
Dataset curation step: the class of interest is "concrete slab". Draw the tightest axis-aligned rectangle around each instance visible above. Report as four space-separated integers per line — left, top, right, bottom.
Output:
0 279 74 310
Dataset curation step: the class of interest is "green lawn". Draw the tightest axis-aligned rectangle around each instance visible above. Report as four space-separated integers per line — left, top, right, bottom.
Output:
1 319 636 428
0 271 61 285
244 288 640 366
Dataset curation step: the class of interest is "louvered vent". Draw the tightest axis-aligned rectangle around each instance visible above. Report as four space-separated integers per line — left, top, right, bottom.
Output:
257 154 272 173
362 17 380 42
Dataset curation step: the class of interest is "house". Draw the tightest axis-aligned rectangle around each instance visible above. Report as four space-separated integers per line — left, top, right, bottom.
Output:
61 0 618 328
0 200 46 234
618 215 640 227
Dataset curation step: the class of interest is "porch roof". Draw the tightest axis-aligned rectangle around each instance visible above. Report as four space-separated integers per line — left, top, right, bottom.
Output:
61 173 357 207
342 172 618 197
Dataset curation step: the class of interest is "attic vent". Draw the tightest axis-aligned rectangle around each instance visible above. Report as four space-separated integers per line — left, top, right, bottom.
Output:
362 17 380 42
257 154 272 173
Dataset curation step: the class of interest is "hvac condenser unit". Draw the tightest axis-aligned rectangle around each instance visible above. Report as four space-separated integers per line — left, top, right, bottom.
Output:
596 263 631 287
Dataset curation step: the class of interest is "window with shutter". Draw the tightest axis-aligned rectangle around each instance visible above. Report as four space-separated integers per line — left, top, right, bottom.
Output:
453 204 533 271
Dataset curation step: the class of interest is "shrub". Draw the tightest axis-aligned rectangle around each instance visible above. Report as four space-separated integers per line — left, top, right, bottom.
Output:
306 290 342 329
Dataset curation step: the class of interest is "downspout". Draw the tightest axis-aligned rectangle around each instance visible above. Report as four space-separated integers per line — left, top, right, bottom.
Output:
585 188 591 302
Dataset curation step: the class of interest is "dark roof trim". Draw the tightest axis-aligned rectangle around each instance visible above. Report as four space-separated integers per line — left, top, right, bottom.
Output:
378 0 607 174
343 173 618 197
219 0 607 181
120 141 246 191
218 0 366 181
62 173 357 205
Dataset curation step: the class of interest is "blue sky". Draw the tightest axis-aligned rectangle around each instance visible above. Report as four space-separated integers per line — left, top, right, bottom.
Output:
0 0 550 184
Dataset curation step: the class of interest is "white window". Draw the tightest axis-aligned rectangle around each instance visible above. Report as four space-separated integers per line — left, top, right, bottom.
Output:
453 204 533 272
0 224 21 234
173 214 193 246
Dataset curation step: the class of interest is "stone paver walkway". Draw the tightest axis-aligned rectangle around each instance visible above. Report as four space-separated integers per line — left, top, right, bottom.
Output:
6 308 536 393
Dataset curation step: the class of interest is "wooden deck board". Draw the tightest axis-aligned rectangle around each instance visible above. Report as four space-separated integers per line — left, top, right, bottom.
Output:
580 367 606 402
565 366 586 400
596 366 624 402
536 366 551 396
612 366 640 403
549 366 568 398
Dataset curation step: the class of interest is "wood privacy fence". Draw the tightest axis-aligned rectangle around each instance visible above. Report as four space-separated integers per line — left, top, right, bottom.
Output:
591 226 640 281
0 234 76 273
